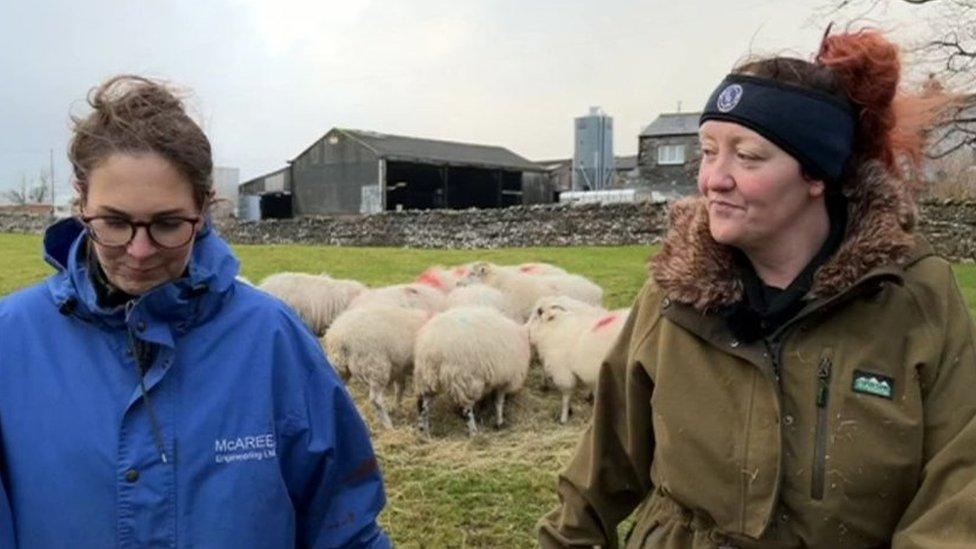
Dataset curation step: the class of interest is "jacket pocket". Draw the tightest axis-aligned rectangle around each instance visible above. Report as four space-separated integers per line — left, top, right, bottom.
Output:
812 355 833 500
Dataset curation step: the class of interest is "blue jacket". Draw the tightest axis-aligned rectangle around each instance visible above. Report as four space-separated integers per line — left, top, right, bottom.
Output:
0 218 391 548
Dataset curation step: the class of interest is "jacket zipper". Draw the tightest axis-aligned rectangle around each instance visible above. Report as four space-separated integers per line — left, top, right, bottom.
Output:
812 356 832 500
125 302 171 465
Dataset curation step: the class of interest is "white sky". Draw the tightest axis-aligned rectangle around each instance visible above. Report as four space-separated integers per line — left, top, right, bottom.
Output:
0 0 929 202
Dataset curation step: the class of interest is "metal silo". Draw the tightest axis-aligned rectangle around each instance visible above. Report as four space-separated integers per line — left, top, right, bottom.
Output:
572 106 614 191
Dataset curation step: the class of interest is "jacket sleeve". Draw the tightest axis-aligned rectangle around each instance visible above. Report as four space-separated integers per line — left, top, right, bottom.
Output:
892 262 976 548
538 282 660 548
274 319 391 549
0 457 14 547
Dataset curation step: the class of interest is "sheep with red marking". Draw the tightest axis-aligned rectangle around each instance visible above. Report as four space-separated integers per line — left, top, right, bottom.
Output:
348 282 447 313
257 272 367 335
515 262 568 276
416 264 472 293
322 305 430 429
457 262 604 320
413 306 532 437
527 295 630 424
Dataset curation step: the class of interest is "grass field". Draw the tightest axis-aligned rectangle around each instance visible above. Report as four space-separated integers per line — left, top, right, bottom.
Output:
2 231 975 547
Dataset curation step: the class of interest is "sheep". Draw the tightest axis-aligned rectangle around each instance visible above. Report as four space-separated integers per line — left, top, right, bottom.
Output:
527 295 630 424
457 262 604 320
348 283 447 313
416 262 568 293
258 272 366 335
445 284 521 321
416 264 472 293
539 273 604 307
322 305 430 429
413 306 531 437
514 262 568 276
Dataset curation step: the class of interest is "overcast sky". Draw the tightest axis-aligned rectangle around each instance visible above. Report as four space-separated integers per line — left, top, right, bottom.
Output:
0 0 925 202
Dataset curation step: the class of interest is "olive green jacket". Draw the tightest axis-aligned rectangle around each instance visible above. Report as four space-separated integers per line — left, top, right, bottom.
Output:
539 163 976 548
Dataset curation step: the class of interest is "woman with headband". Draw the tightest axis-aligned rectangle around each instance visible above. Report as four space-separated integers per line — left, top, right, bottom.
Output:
539 29 976 548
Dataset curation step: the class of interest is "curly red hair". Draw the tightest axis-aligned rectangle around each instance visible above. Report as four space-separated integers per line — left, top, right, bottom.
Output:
737 28 953 182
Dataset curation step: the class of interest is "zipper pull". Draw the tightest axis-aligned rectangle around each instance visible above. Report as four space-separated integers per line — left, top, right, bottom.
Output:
816 357 832 408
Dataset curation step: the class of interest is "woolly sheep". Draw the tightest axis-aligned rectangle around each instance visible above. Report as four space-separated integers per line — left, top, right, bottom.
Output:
457 262 603 320
514 262 568 276
349 283 447 312
416 262 568 293
445 284 521 321
323 305 430 429
539 273 604 307
527 295 630 424
416 264 472 293
413 306 531 437
258 272 366 335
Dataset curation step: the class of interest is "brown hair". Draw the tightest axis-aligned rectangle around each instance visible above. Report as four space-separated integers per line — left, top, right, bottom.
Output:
734 29 951 183
69 75 213 208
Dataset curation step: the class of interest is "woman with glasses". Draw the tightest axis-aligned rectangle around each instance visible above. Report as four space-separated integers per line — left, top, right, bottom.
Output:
0 75 391 548
539 29 976 548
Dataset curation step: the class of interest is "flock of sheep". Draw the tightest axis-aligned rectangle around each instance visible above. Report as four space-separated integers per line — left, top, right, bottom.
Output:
256 262 629 436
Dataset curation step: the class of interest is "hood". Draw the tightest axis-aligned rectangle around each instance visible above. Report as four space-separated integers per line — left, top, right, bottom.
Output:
649 161 921 312
43 217 241 344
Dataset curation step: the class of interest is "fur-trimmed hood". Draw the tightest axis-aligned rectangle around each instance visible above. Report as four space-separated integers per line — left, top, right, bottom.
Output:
650 161 919 312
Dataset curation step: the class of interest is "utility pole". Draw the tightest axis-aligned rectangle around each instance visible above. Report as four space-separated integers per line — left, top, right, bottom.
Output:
49 148 55 215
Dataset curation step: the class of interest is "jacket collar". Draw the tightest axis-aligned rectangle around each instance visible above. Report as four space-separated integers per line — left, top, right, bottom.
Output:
649 161 926 313
44 217 240 341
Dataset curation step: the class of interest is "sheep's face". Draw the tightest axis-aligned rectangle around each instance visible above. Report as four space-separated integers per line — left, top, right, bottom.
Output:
456 262 492 287
526 300 568 342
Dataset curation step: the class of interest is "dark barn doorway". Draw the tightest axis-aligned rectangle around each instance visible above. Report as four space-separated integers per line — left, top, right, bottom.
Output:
385 161 522 211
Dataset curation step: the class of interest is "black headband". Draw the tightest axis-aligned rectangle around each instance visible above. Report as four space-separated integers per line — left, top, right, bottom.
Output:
699 74 856 182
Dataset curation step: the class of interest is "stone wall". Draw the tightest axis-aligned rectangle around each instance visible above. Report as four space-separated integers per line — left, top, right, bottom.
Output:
216 201 670 248
2 199 974 261
918 199 976 263
0 213 55 234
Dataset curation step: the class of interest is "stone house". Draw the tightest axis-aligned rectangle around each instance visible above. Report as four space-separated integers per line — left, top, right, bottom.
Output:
637 112 701 198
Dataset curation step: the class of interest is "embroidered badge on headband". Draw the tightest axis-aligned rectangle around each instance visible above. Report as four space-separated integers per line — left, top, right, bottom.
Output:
717 84 743 112
852 370 894 400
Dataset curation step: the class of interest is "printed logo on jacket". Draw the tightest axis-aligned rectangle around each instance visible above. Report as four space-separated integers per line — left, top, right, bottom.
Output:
214 433 277 463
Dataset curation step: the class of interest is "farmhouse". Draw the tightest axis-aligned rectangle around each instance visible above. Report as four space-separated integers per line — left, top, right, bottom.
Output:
637 112 701 197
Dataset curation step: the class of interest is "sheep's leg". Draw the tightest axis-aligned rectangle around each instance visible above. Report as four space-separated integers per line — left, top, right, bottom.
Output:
417 394 432 437
494 392 506 428
368 382 393 429
464 406 478 437
393 380 404 409
559 392 572 424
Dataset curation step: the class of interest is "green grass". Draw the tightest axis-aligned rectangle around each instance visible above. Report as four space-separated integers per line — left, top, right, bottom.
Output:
3 231 975 547
0 233 50 296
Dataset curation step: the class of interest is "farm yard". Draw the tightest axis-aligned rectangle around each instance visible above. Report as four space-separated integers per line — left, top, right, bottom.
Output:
3 231 976 547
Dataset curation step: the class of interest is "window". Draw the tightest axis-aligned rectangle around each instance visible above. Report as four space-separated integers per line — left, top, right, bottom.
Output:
657 144 685 165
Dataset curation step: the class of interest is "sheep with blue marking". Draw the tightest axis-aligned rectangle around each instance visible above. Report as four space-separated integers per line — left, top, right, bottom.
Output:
413 306 531 437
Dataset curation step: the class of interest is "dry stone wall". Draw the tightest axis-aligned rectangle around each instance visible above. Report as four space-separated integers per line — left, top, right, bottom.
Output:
2 199 974 261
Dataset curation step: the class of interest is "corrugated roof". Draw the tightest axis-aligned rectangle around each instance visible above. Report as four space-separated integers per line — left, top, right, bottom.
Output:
639 112 701 137
239 166 289 187
334 128 545 172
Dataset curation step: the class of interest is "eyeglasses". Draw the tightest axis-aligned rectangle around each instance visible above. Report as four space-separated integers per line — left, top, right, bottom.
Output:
81 215 201 249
